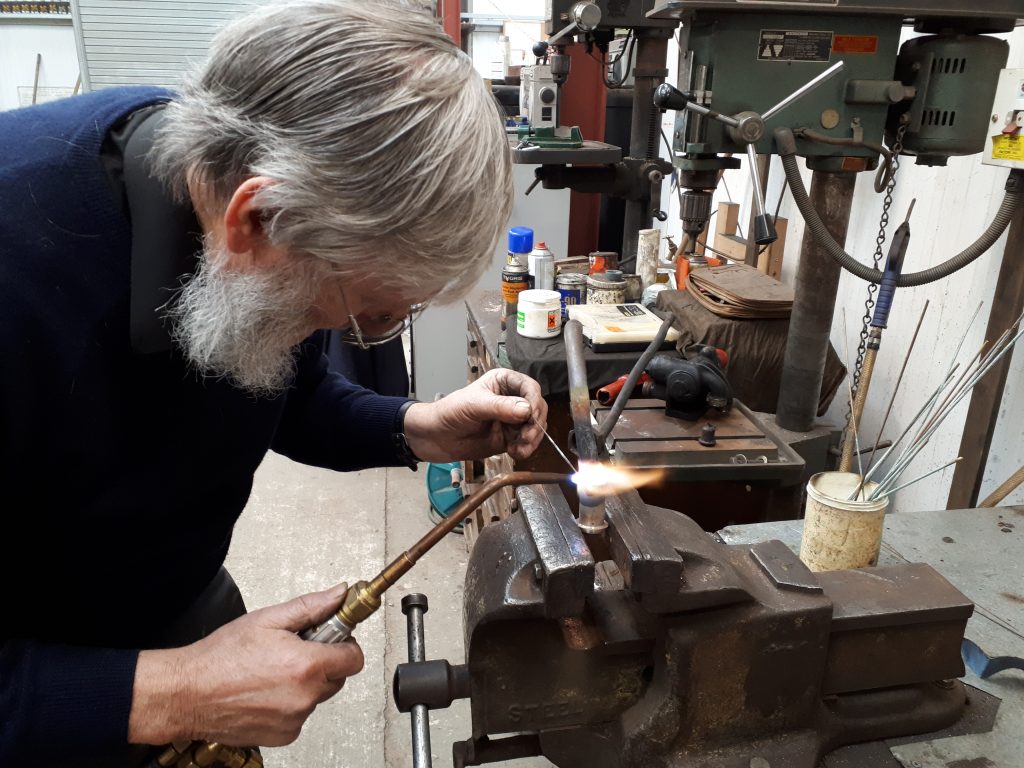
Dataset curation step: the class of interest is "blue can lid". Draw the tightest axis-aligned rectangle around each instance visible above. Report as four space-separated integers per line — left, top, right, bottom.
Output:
508 226 534 254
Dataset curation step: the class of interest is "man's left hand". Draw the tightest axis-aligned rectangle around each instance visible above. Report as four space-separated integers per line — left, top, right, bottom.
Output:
402 369 547 462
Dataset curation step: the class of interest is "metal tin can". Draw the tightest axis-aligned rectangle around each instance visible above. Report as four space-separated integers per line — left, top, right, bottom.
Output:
624 273 643 302
587 273 627 305
555 273 587 319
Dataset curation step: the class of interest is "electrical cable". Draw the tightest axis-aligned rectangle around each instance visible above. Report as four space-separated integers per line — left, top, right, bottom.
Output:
602 30 636 89
775 127 1024 287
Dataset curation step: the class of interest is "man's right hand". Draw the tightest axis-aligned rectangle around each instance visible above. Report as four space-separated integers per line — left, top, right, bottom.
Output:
128 582 363 747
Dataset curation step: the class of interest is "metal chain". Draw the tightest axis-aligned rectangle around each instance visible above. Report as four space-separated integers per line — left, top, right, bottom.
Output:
851 123 907 398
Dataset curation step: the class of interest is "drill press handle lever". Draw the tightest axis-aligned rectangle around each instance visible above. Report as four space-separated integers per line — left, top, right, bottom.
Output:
654 84 777 244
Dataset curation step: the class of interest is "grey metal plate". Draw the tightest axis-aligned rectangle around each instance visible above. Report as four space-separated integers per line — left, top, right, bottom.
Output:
598 399 805 485
511 140 623 166
719 507 1024 768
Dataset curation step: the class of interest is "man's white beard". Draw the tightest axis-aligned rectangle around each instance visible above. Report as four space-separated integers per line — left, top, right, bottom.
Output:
167 244 322 396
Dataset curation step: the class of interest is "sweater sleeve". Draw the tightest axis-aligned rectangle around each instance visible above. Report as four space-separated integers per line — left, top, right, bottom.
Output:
271 336 412 470
0 640 138 764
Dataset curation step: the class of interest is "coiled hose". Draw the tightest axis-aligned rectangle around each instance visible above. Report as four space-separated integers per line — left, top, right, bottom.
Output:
775 127 1024 287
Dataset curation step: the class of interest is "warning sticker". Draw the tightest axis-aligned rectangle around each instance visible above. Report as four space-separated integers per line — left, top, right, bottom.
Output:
616 305 646 317
758 30 833 62
991 134 1024 163
833 34 878 54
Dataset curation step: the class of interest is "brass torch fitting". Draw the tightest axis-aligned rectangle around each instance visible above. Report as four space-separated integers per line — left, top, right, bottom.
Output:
335 580 383 628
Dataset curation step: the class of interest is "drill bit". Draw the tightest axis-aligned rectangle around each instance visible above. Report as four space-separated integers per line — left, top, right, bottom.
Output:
533 413 577 472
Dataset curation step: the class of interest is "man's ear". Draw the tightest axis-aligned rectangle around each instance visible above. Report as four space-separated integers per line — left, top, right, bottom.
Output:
222 176 287 269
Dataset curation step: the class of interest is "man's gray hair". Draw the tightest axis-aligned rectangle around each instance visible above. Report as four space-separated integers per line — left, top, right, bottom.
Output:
151 0 512 300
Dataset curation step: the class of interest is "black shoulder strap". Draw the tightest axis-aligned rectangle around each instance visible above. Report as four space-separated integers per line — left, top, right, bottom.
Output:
122 108 204 354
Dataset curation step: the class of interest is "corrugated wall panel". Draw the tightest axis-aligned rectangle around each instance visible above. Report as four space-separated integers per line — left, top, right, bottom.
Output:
74 0 260 89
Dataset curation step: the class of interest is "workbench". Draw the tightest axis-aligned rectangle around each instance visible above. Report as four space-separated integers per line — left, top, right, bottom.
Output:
463 289 835 539
720 506 1024 768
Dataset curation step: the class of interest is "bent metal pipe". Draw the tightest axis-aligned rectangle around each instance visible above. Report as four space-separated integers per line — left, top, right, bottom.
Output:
149 471 569 768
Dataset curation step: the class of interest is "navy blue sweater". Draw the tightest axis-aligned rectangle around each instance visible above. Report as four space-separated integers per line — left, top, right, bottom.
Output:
0 88 410 764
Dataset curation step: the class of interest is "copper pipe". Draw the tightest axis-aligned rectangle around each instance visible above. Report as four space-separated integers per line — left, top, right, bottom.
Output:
404 472 565 563
148 472 568 768
346 472 568 626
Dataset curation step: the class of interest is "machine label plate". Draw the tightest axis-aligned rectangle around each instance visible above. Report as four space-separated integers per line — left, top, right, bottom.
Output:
757 30 833 62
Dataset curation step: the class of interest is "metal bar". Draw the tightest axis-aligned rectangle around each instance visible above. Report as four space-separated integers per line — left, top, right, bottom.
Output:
684 100 740 128
776 170 857 432
762 61 845 121
865 301 929 471
404 596 432 768
621 31 670 268
873 457 963 500
744 153 770 266
564 320 600 463
545 19 578 47
948 199 1024 508
31 53 42 105
862 371 954 485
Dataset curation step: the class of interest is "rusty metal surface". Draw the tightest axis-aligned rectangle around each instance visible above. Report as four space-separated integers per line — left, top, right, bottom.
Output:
750 539 823 593
597 398 805 484
822 684 1001 767
820 564 975 631
460 493 980 768
518 484 594 618
603 490 683 594
720 507 1024 768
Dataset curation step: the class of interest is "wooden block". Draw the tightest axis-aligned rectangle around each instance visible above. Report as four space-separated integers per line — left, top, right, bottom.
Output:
717 202 740 236
756 216 789 280
712 232 749 262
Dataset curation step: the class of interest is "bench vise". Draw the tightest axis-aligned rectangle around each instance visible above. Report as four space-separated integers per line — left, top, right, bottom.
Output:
393 484 973 767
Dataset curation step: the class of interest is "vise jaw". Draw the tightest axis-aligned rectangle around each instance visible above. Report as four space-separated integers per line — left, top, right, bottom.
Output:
453 484 973 767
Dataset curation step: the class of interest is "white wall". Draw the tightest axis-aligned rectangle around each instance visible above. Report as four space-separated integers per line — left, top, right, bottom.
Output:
0 20 79 110
654 28 1024 513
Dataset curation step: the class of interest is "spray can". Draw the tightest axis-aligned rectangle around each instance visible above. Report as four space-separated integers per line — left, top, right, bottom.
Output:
501 264 530 330
501 227 534 328
529 242 555 291
507 227 534 270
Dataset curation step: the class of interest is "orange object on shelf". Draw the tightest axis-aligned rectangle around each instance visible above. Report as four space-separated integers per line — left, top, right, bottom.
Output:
675 257 690 289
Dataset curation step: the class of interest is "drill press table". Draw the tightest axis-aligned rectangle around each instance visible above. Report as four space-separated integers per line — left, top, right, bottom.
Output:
720 506 1024 768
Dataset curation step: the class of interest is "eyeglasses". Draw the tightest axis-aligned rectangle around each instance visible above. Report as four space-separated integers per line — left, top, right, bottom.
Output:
340 303 427 350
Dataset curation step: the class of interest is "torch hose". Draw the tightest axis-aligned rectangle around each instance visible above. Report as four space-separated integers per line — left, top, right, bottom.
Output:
147 471 568 768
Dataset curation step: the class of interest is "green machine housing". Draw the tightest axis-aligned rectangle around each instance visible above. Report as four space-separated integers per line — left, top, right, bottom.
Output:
651 0 1024 168
679 13 901 167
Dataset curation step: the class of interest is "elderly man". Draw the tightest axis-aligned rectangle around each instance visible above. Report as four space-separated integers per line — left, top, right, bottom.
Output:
0 1 546 765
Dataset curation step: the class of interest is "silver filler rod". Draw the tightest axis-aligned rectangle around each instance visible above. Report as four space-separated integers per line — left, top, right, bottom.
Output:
762 61 845 121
